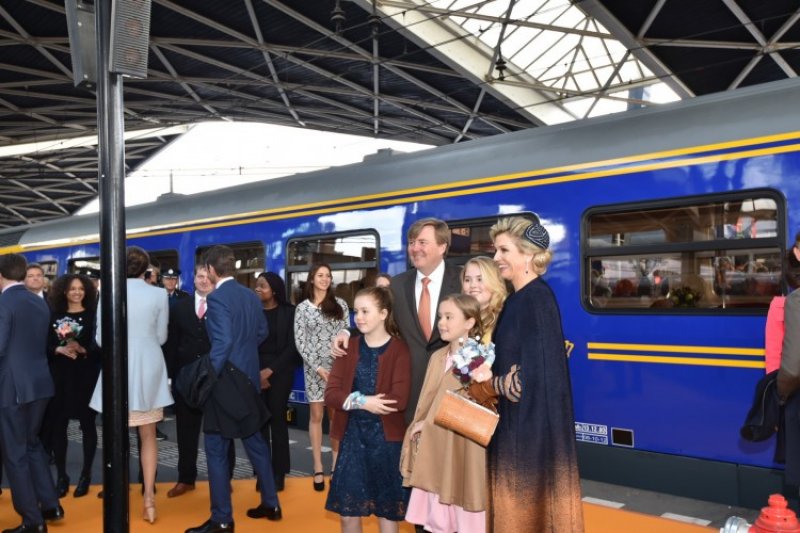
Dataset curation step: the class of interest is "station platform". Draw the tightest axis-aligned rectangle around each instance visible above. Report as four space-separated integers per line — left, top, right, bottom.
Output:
0 477 714 532
7 418 758 531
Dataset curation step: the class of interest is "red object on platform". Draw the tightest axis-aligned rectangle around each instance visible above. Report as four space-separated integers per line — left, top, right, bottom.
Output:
751 494 800 532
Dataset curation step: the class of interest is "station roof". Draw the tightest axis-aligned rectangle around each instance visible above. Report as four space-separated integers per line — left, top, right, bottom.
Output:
0 0 797 227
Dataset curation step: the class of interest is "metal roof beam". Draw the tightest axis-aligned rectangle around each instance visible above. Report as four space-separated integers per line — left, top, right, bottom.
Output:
149 36 462 78
378 0 612 38
243 0 305 127
0 7 72 79
722 1 799 89
150 46 224 119
576 0 693 98
266 0 512 134
351 0 575 126
155 42 459 142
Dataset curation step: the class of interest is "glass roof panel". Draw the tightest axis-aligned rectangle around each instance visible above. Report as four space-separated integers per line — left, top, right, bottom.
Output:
395 0 681 122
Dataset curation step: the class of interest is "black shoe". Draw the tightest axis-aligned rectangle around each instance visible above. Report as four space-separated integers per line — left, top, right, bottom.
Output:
246 505 282 521
41 505 64 522
2 524 47 533
74 475 90 498
274 476 285 492
55 475 69 498
155 428 168 441
185 518 234 533
312 472 324 492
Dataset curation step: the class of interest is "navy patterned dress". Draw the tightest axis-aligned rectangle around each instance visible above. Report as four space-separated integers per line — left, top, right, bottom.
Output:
325 337 409 520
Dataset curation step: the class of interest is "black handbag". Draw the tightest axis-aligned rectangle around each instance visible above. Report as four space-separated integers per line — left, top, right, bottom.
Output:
175 354 217 409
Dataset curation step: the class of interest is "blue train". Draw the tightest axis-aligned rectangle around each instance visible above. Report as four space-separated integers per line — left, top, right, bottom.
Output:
3 79 800 508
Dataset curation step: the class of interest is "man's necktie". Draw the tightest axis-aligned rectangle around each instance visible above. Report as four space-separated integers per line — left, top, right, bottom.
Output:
197 297 206 319
418 277 432 341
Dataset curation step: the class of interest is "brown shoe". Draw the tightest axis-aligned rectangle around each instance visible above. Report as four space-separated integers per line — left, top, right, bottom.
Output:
167 482 195 498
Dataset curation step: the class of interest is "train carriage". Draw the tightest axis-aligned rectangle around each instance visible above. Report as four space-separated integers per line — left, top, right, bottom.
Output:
4 78 800 508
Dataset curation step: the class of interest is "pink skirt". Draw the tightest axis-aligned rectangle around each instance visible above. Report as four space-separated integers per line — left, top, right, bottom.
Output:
128 408 163 427
405 488 486 533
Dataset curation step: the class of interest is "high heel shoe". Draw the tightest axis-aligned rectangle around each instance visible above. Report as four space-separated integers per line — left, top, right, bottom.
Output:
56 475 70 498
312 472 325 492
143 496 157 524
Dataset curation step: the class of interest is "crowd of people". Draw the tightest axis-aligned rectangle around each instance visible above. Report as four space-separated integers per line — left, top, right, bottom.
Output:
0 215 587 533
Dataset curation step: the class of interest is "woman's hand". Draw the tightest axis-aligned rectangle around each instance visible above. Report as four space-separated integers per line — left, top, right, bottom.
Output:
410 421 424 436
56 345 78 360
317 367 330 382
331 331 349 358
259 368 273 390
361 393 398 415
470 362 493 383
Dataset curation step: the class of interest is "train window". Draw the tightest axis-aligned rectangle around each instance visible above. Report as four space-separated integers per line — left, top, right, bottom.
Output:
37 260 58 281
445 214 537 266
286 231 379 307
584 190 785 312
69 257 100 274
196 242 265 290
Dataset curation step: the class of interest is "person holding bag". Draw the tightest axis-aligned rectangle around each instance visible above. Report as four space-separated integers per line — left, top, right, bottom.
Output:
470 217 584 532
400 293 488 533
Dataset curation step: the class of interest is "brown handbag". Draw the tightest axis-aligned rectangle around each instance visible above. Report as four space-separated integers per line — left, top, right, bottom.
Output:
433 389 499 447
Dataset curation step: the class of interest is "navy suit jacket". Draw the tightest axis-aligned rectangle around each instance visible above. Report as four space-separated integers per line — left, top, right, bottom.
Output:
0 284 54 408
205 278 268 389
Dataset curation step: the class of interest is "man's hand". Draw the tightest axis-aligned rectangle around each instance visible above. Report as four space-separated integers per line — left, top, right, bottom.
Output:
362 393 398 415
259 368 273 390
331 330 349 358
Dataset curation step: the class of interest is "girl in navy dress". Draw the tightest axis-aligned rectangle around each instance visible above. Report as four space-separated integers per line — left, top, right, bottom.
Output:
325 287 411 533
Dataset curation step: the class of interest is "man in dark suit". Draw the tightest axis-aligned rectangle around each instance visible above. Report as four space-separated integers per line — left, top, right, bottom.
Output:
23 263 47 300
162 268 190 309
0 254 63 533
164 266 233 498
186 246 281 533
334 217 462 422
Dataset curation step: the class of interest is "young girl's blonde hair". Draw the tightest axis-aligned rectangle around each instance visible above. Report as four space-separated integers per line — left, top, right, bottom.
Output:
461 256 507 336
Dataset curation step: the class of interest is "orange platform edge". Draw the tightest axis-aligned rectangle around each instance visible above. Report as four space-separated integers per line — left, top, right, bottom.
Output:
0 478 713 532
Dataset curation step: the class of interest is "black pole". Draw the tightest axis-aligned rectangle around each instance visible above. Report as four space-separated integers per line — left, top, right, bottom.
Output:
96 0 130 530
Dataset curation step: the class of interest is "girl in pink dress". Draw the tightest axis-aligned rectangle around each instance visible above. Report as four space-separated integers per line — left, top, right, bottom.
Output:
401 294 487 533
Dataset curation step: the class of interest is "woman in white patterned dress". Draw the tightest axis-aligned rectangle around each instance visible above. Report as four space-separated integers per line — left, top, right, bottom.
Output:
294 263 349 491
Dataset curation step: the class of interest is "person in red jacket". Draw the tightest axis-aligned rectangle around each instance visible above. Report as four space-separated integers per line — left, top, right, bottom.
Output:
324 287 411 533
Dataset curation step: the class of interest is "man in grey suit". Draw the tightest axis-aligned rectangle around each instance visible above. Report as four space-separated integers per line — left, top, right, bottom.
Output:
335 218 462 421
0 254 63 533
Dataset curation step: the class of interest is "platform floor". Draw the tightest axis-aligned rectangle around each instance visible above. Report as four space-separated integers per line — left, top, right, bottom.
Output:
3 417 758 531
0 478 714 532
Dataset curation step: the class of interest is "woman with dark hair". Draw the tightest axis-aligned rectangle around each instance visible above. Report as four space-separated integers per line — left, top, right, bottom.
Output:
90 246 173 523
47 273 99 498
294 263 349 491
254 272 300 491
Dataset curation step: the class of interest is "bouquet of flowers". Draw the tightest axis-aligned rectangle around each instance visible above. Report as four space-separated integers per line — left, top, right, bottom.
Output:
451 337 496 386
54 316 83 346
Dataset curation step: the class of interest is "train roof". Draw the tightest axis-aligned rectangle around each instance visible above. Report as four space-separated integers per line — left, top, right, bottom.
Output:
5 78 800 248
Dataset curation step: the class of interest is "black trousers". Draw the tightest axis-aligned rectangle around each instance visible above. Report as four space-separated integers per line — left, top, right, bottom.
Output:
260 368 294 479
174 388 234 484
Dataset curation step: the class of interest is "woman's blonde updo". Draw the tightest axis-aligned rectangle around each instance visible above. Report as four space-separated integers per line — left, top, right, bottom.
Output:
490 216 553 276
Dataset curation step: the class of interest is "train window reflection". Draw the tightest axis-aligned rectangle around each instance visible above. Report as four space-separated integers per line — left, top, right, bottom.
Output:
286 231 378 307
585 191 784 312
38 260 58 281
446 214 537 266
69 256 100 274
196 242 265 289
588 196 778 249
